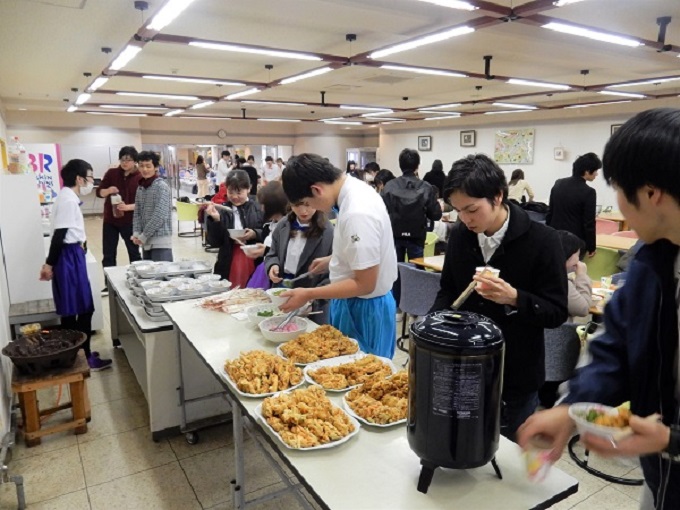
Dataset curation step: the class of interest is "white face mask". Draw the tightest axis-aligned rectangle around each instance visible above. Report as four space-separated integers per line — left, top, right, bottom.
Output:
79 180 94 196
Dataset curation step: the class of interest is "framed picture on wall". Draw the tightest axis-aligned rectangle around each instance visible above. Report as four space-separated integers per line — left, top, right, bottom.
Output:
553 147 565 160
611 124 622 136
460 130 476 147
418 136 432 151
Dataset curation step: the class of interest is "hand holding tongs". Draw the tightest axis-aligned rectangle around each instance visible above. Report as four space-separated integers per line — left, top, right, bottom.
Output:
281 271 313 288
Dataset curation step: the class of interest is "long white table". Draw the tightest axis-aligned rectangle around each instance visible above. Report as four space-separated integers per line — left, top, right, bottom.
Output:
163 300 578 510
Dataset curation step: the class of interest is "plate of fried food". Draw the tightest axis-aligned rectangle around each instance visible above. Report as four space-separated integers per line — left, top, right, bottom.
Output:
276 325 359 365
568 402 633 441
200 288 271 314
303 353 396 392
255 386 360 450
222 350 304 398
343 371 409 427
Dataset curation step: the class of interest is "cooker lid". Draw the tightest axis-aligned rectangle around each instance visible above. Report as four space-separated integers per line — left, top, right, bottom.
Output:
410 310 503 350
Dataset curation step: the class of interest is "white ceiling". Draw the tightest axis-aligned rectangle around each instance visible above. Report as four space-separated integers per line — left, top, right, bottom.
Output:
2 0 680 124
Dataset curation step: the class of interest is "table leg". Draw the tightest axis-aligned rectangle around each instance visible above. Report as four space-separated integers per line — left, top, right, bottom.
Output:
107 274 120 347
20 391 41 447
70 380 88 434
176 330 188 433
231 400 246 510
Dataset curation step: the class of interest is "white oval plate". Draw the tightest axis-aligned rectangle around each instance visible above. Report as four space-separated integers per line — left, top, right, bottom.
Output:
276 337 360 367
303 353 396 392
220 365 304 398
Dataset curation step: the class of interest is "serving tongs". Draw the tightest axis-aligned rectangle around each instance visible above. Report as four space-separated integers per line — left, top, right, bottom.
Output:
272 308 301 331
282 271 313 288
450 265 489 310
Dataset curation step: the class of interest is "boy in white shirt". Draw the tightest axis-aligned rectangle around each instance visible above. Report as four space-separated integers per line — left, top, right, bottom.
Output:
278 153 398 358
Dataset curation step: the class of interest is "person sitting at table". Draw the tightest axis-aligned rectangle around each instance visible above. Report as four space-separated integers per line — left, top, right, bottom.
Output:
430 153 568 441
264 199 334 323
205 170 263 287
507 169 535 204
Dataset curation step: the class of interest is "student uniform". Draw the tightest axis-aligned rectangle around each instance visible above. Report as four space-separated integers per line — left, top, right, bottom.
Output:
330 176 398 358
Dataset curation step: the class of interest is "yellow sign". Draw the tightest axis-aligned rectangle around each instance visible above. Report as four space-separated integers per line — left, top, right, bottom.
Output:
0 138 7 173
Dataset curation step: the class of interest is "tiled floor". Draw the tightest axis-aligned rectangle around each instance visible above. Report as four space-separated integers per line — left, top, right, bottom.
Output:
0 214 644 509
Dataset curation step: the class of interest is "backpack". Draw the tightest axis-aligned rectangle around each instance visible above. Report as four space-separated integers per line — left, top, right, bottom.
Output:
385 179 429 239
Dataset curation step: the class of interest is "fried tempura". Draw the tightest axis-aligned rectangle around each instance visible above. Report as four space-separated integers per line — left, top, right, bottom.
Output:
224 350 302 394
308 355 393 390
279 325 358 364
345 371 409 425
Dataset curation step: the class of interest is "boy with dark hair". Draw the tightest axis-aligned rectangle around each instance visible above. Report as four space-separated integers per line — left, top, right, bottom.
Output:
131 151 173 262
431 153 568 440
96 145 141 294
40 159 112 370
216 150 232 184
279 153 399 358
262 155 281 185
241 156 260 196
519 108 680 509
382 148 441 307
546 152 602 256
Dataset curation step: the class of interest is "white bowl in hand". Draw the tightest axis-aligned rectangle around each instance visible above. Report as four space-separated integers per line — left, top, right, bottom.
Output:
227 229 247 240
266 288 290 307
258 316 308 343
568 403 633 441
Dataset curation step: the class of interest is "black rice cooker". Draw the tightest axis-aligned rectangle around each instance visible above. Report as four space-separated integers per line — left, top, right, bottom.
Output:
407 310 505 493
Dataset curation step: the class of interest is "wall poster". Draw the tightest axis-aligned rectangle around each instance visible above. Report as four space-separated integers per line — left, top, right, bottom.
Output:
494 128 535 164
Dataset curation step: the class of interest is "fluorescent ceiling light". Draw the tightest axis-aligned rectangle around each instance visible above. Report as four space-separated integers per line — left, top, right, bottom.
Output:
189 101 216 110
417 103 461 111
554 0 586 6
424 115 461 121
146 0 196 31
369 26 474 59
279 67 333 85
86 112 147 117
318 117 346 122
257 118 302 122
507 78 571 90
492 102 538 110
241 100 307 106
380 64 466 78
189 41 322 61
381 120 406 125
542 22 643 47
598 90 646 99
143 75 245 86
101 105 169 110
341 105 393 112
609 77 680 88
361 111 401 117
109 45 142 71
485 109 534 115
164 109 184 117
117 92 199 100
225 88 260 100
66 106 78 113
361 117 405 122
87 76 109 92
416 0 477 10
419 111 462 116
179 115 231 119
564 100 631 109
322 121 363 125
75 93 91 105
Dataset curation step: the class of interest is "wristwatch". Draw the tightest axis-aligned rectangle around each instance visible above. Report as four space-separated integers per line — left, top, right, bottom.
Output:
662 424 680 462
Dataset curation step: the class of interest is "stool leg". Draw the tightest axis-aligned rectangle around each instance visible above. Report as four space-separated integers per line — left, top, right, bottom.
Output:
21 391 41 447
83 381 91 422
69 381 88 434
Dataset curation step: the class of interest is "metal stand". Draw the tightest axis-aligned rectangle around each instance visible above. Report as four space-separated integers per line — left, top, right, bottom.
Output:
417 457 503 494
568 435 643 486
1 401 26 510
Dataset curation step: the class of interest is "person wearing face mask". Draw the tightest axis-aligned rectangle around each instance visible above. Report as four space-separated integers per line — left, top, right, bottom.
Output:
131 151 173 262
265 199 334 324
430 154 568 441
39 159 113 371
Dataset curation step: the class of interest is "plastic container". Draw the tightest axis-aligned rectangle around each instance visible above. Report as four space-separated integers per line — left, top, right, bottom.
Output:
110 193 124 218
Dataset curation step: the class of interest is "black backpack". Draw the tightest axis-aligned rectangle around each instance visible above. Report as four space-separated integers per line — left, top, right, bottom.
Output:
386 179 429 239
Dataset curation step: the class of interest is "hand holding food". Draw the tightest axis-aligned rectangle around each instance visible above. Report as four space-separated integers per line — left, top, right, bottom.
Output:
205 202 220 220
269 265 283 283
474 274 518 307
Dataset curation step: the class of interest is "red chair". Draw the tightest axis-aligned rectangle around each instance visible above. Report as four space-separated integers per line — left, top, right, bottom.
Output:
595 218 619 235
611 230 638 239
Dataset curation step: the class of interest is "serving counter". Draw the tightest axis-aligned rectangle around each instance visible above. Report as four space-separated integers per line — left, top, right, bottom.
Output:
163 299 579 510
104 266 230 440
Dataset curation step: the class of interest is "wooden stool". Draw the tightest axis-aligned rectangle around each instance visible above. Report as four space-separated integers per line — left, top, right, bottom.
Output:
12 351 91 447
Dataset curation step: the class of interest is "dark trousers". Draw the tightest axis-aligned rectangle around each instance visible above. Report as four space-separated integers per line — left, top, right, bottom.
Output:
501 391 539 442
61 312 93 357
392 238 424 309
102 222 141 269
143 249 174 262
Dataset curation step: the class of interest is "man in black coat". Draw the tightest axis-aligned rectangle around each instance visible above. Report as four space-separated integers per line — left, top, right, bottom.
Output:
431 154 568 441
546 153 602 256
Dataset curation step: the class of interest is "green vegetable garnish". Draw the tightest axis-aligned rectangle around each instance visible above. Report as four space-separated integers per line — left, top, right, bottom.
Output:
272 289 286 296
257 310 275 317
586 409 599 422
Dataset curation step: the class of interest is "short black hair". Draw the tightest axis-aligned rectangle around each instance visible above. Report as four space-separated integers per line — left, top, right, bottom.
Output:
61 159 92 187
556 230 585 262
374 169 395 188
399 148 420 174
282 154 343 203
265 155 273 162
346 160 356 172
431 159 443 173
603 108 680 207
196 155 204 165
118 146 138 161
226 169 250 191
138 151 159 167
221 150 230 158
364 161 380 173
237 157 246 166
257 181 288 220
572 152 602 177
443 154 508 205
247 155 255 161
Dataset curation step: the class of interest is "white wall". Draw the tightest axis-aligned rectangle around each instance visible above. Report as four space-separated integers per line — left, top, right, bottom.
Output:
379 116 628 208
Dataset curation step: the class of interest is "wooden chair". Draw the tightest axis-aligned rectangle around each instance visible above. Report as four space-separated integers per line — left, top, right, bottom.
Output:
611 230 638 238
595 218 619 235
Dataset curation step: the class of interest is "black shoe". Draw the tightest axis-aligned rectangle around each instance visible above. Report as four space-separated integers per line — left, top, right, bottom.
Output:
101 287 109 297
112 338 122 348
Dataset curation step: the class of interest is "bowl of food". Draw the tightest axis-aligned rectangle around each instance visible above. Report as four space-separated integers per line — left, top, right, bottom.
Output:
197 273 222 282
246 304 283 326
177 283 205 295
266 288 290 307
258 316 308 343
568 402 632 440
146 287 176 299
208 280 231 291
227 229 247 240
